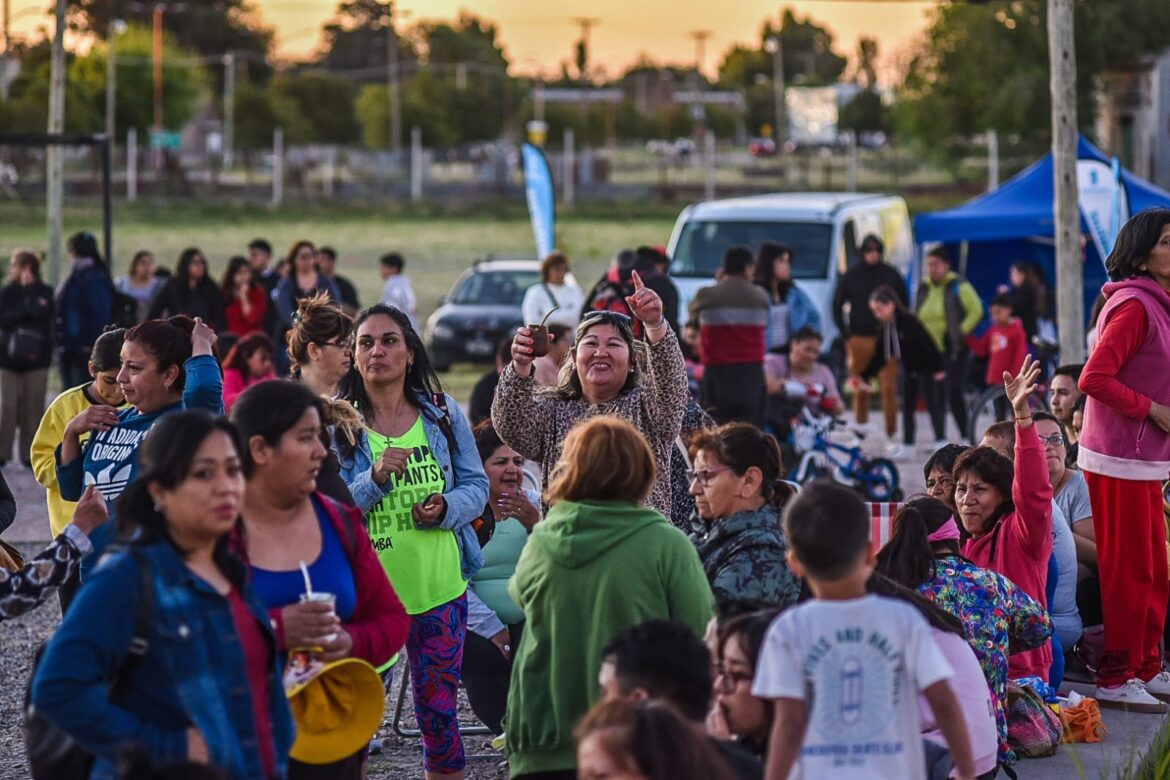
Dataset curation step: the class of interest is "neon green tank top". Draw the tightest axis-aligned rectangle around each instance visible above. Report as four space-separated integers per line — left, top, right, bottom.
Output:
365 417 465 615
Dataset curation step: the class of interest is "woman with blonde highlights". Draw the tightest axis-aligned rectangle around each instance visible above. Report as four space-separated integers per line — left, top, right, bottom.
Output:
504 416 713 779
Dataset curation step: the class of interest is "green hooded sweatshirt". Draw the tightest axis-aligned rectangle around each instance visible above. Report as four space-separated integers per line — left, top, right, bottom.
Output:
504 499 715 776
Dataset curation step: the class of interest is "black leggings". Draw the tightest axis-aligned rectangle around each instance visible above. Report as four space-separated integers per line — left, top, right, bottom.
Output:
461 622 523 735
903 370 946 445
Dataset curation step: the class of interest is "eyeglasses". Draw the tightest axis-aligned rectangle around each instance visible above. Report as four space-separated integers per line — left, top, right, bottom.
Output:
1039 433 1066 448
686 466 733 487
581 310 633 327
317 340 351 351
712 663 754 693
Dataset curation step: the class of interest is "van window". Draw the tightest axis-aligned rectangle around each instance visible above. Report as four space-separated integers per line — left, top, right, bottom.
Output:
671 221 833 279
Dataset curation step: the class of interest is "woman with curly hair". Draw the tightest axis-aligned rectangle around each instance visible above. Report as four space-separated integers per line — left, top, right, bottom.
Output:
286 292 353 398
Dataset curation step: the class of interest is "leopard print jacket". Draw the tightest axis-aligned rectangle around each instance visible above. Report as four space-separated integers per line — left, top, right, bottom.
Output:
491 327 690 516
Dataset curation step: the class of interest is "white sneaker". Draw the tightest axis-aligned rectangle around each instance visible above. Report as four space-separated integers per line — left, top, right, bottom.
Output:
884 441 906 460
1096 679 1170 713
1143 671 1170 702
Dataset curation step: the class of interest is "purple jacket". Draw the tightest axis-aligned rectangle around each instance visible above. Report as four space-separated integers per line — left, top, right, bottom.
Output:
1079 276 1170 480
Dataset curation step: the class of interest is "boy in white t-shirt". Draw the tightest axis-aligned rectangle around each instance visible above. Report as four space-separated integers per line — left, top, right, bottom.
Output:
754 481 976 780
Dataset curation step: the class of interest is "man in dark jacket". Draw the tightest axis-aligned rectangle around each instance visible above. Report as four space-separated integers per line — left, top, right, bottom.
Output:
633 246 680 334
831 234 908 437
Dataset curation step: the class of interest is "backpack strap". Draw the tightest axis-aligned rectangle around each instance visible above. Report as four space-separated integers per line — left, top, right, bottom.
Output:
110 547 153 698
542 284 558 311
429 391 460 462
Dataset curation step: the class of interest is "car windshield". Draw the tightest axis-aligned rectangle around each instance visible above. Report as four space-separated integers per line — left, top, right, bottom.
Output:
450 270 539 305
671 221 833 279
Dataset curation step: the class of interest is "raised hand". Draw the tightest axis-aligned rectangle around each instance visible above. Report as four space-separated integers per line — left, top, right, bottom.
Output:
1003 354 1042 418
190 317 217 356
510 327 536 375
624 270 664 327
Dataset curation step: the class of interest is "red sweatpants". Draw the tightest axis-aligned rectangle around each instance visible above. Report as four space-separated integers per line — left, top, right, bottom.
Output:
1085 471 1169 687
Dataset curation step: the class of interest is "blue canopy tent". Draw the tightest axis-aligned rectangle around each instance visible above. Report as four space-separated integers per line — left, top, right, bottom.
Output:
914 136 1170 324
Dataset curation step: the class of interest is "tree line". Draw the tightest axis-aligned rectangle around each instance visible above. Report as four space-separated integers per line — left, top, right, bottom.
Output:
0 0 1167 155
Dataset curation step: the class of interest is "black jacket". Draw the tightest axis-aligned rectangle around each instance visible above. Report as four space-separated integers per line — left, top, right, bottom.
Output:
861 310 943 379
146 277 226 332
832 262 909 338
0 280 55 371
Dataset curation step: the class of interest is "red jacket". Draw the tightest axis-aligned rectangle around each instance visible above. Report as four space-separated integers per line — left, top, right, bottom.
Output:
968 320 1028 385
225 285 270 337
234 492 409 667
962 423 1053 679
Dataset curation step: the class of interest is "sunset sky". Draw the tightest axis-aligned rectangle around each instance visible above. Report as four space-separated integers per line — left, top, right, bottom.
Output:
6 0 934 83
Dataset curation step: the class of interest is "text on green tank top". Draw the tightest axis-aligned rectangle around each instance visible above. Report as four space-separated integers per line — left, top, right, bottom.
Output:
365 417 464 614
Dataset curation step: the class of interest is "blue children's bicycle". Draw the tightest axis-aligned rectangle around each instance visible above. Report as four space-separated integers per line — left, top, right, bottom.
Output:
787 407 903 502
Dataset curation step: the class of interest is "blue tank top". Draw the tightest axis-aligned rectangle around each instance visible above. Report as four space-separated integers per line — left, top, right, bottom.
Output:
250 501 358 621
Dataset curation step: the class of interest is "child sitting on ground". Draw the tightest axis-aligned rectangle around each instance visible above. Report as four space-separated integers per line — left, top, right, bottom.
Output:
753 480 977 780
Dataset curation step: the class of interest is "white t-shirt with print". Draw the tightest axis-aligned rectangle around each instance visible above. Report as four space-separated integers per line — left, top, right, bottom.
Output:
752 594 953 780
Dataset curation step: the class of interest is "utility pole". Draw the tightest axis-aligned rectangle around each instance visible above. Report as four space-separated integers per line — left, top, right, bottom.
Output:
152 2 164 169
765 35 785 150
385 3 402 153
1048 0 1083 363
689 30 711 80
106 20 127 164
222 51 235 169
571 17 599 81
46 0 66 286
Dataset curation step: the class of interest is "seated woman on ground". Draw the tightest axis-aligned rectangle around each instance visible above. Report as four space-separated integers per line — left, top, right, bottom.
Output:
875 495 1052 766
461 420 540 735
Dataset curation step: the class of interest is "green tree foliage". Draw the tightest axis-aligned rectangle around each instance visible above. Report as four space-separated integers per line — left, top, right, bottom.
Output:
71 0 272 88
0 25 206 135
898 0 1170 155
353 12 513 147
232 81 284 148
272 72 360 144
717 11 847 136
839 90 886 134
317 0 415 83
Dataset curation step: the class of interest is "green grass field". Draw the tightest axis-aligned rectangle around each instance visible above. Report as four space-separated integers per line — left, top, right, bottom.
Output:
0 202 678 402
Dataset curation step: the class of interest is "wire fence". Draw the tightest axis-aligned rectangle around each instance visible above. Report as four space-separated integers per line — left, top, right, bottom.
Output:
0 132 1040 207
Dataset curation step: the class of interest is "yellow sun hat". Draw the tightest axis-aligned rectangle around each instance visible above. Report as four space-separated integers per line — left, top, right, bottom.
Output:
286 656 386 765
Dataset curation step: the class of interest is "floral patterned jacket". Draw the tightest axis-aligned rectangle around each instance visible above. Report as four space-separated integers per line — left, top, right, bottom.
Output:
918 554 1053 765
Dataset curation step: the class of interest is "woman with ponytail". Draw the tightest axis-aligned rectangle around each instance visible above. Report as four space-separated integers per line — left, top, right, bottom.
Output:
876 495 1052 767
687 423 800 612
57 316 224 584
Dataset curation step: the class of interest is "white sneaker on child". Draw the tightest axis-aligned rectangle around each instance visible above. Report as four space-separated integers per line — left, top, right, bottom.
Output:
1142 671 1170 702
1096 679 1169 713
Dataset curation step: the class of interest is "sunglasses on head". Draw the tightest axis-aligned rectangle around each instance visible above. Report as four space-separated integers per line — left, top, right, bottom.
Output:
581 310 633 327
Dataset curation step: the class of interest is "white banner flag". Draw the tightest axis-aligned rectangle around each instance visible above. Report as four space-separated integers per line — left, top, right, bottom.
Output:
1077 158 1129 265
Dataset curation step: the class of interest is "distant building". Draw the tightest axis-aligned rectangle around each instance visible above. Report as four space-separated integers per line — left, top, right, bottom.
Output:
1095 47 1170 191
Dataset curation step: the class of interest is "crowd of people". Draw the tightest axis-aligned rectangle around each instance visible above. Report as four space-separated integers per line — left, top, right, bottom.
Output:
0 208 1168 780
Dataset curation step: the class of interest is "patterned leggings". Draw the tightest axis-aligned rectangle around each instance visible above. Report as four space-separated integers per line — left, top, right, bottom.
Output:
409 593 468 774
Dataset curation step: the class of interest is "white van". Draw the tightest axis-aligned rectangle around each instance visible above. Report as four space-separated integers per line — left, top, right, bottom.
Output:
666 192 915 355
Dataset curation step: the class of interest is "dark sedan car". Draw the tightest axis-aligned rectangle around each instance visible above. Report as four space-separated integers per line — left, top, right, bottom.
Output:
424 259 542 371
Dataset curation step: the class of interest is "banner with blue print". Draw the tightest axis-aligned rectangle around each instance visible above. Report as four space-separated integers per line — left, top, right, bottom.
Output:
1077 157 1129 266
522 143 556 259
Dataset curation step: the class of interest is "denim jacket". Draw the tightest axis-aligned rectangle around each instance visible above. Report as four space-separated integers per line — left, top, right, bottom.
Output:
31 542 295 780
335 393 490 580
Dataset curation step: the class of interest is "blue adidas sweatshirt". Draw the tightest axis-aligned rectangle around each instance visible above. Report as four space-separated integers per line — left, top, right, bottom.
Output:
56 354 223 577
